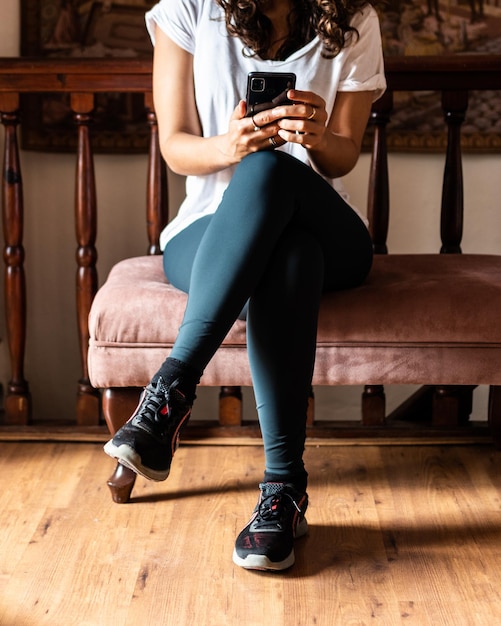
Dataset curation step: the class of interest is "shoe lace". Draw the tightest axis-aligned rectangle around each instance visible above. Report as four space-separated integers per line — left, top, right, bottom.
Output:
256 484 303 528
132 379 170 426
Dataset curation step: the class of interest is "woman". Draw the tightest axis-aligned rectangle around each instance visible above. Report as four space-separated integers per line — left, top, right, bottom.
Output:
105 0 386 571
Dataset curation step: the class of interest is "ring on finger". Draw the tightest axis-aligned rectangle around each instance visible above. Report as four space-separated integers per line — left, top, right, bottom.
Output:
251 115 261 132
307 106 317 120
269 136 278 148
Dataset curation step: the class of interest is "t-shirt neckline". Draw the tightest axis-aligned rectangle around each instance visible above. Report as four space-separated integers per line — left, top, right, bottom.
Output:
243 36 321 66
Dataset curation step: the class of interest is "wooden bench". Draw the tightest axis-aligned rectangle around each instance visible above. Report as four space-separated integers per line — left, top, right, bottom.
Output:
1 57 500 504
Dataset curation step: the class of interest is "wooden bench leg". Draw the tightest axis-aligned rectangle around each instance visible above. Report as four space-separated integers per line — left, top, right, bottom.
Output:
432 385 474 426
107 462 137 504
102 387 141 434
219 386 243 425
362 385 386 425
102 387 142 503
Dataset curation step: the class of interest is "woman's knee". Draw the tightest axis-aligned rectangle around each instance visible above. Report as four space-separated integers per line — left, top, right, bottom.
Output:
239 149 290 170
233 151 299 188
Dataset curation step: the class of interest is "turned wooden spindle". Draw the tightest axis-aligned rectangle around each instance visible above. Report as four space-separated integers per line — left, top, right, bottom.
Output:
145 93 168 256
71 92 100 425
367 90 393 255
433 90 470 426
0 92 31 424
440 90 468 254
361 91 393 426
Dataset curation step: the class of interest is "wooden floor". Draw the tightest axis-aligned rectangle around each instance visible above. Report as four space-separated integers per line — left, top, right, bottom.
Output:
1 441 501 626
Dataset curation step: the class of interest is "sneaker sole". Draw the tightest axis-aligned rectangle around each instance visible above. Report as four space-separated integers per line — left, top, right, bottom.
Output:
232 518 308 572
232 548 296 571
103 440 170 482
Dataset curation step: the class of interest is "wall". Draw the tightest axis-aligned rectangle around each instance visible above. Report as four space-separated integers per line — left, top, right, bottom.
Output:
1 0 500 422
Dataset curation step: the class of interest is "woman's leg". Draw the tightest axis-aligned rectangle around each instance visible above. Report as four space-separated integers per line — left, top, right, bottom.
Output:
166 152 306 370
245 175 373 492
246 227 322 491
106 151 371 487
226 153 372 571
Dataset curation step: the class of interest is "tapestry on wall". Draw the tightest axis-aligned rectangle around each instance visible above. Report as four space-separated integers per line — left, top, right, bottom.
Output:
377 0 501 152
21 0 501 153
21 0 156 153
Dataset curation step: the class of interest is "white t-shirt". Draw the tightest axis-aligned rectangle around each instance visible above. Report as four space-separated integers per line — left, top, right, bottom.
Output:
145 0 386 249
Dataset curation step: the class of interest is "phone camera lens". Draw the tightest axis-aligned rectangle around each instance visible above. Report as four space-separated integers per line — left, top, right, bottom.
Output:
251 77 265 92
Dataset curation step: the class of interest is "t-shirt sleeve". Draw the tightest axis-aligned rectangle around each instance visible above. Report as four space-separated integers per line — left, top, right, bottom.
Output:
337 7 386 101
145 0 199 54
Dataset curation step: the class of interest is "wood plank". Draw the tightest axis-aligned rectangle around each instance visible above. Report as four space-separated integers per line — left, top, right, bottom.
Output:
373 446 501 624
1 442 501 625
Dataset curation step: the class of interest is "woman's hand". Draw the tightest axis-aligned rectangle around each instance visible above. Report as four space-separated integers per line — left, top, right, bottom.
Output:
218 100 286 160
250 88 374 178
222 90 326 157
242 89 328 151
277 89 329 150
243 88 374 178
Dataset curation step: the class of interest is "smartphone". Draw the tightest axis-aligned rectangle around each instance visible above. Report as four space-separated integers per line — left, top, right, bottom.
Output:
245 72 296 117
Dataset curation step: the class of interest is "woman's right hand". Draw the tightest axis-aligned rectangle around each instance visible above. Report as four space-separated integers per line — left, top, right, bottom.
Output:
219 100 286 162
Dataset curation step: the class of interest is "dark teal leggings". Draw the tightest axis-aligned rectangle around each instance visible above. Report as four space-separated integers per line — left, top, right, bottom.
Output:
164 151 373 483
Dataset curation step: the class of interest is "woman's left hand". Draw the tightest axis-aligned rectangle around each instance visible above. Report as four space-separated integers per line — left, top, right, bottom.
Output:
275 89 329 150
248 88 373 178
263 89 374 178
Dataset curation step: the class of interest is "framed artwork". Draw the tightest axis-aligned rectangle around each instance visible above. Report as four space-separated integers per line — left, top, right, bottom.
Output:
376 0 501 152
20 0 501 153
20 0 156 153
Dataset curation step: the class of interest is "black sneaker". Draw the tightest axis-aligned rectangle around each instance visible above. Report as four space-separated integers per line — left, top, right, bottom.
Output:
232 482 308 571
103 377 192 481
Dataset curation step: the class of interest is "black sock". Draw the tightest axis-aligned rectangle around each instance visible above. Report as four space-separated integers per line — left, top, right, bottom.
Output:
263 470 308 494
152 357 201 403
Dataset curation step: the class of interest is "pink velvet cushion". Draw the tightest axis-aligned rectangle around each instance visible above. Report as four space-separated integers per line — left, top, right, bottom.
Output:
318 253 501 345
88 253 501 388
89 256 245 347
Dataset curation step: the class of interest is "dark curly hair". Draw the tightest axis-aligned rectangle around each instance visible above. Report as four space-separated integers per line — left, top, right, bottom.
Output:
215 0 381 60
